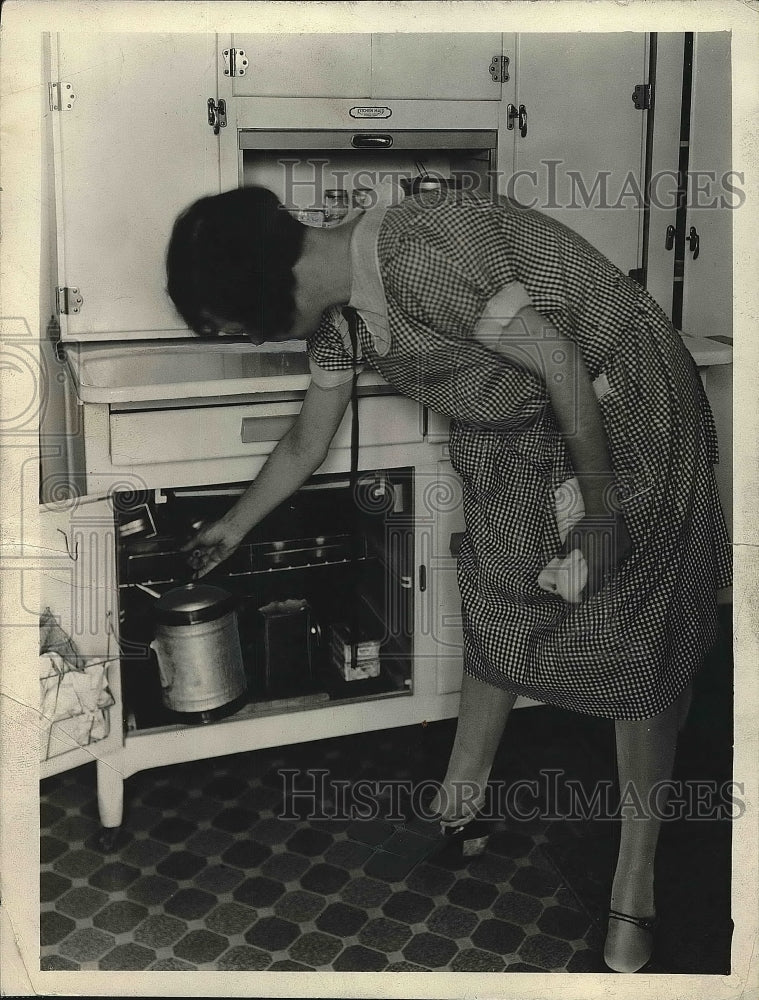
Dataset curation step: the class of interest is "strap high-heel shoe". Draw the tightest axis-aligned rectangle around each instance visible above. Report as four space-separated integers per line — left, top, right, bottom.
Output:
430 808 491 857
604 909 658 973
358 801 492 880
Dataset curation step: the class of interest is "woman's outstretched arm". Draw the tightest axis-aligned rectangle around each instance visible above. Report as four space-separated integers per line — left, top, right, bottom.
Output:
182 378 354 577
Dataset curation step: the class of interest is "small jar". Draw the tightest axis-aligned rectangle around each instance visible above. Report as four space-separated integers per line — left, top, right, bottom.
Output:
324 189 349 225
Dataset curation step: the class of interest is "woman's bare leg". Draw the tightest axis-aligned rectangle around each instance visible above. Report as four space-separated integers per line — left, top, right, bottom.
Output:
678 682 694 732
604 685 691 972
430 673 517 821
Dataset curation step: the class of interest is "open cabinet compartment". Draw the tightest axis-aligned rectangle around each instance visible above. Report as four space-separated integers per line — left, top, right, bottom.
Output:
115 468 414 732
239 129 498 220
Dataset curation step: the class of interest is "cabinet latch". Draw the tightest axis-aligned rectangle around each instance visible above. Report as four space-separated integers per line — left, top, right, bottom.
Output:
489 54 510 83
631 83 652 110
49 81 76 111
222 48 249 77
207 98 227 135
507 103 528 138
56 286 84 316
47 314 66 362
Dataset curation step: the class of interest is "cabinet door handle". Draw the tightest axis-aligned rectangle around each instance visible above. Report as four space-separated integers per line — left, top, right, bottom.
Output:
351 133 393 148
687 226 700 260
665 224 676 251
518 104 528 138
418 565 427 593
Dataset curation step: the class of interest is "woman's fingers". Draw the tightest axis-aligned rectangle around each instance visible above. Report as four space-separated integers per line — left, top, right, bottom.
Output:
190 548 220 579
180 531 206 554
562 514 631 599
188 536 236 578
185 537 217 574
180 518 245 577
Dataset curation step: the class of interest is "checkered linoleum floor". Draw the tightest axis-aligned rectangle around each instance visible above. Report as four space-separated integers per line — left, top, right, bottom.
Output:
40 710 612 973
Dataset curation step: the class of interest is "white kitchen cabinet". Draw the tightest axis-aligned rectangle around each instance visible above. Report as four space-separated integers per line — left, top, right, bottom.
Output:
507 33 649 274
49 33 221 341
230 33 503 100
47 30 652 348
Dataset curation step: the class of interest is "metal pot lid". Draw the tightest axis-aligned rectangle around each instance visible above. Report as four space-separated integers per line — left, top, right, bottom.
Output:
157 583 229 611
156 583 234 620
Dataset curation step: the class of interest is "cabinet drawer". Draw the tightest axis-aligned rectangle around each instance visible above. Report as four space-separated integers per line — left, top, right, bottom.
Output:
110 396 423 466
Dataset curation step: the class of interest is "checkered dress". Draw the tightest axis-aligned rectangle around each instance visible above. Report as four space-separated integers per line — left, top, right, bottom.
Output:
307 193 732 720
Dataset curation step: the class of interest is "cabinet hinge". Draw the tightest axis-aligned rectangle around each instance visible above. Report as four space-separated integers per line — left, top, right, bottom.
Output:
489 54 510 83
56 286 84 316
207 98 227 135
222 47 249 77
631 83 652 110
49 81 76 111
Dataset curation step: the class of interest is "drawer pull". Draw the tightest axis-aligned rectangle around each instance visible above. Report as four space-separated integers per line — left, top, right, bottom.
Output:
240 415 296 443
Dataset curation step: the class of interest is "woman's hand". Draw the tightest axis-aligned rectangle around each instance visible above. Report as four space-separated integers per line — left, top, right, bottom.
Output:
562 510 632 599
180 516 247 578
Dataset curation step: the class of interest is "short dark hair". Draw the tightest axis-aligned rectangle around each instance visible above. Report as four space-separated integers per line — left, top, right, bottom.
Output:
166 186 306 339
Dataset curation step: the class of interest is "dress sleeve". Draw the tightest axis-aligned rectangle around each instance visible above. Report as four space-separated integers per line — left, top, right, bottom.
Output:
306 306 365 388
380 203 569 341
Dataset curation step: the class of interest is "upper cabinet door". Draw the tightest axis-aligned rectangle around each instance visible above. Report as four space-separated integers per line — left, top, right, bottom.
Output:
231 33 502 100
681 33 733 341
52 33 221 340
231 34 372 97
511 33 648 274
370 33 503 100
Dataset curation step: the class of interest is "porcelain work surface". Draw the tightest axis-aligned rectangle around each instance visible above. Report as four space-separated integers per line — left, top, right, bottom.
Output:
64 332 730 404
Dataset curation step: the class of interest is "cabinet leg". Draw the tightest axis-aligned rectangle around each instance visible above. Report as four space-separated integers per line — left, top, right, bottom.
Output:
96 757 124 850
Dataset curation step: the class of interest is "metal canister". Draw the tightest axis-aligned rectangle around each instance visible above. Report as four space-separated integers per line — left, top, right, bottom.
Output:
149 583 246 715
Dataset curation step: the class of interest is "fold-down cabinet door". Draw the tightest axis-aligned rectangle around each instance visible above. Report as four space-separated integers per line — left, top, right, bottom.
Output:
50 33 221 341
